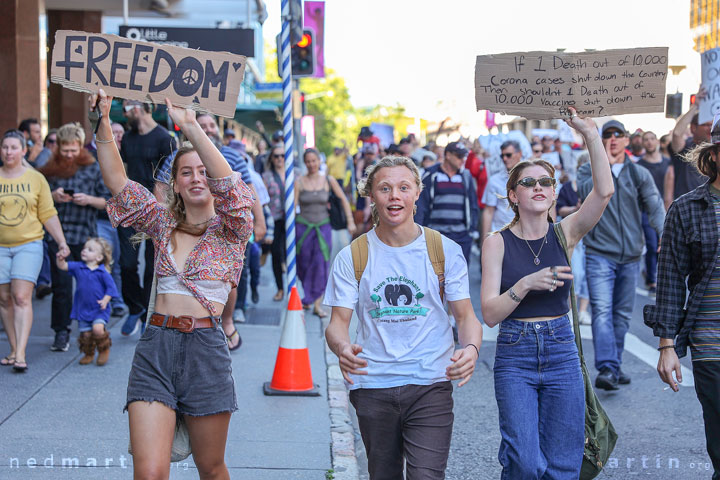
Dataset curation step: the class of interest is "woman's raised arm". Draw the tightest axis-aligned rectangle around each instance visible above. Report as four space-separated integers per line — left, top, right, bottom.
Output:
560 107 614 248
165 99 232 179
92 89 128 196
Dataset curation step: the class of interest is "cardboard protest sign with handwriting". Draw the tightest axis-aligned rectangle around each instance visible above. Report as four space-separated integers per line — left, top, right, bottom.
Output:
475 48 668 119
50 30 247 118
700 48 720 124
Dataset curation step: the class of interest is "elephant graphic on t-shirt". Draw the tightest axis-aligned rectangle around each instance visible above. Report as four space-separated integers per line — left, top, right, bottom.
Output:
384 284 413 306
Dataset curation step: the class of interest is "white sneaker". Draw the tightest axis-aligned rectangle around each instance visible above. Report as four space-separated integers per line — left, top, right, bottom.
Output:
579 311 592 325
233 309 246 323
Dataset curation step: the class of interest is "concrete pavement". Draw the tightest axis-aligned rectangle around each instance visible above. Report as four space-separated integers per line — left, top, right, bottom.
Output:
0 261 336 479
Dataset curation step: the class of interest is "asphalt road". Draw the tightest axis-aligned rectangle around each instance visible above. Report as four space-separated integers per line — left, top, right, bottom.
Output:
353 256 711 479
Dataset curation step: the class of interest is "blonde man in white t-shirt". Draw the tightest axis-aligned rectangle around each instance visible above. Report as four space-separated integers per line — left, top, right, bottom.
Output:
324 155 483 480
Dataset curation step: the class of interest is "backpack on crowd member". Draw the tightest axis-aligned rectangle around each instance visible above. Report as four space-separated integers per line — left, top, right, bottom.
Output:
350 227 445 302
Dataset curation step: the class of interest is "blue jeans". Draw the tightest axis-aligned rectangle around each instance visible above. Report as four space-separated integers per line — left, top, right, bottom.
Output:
96 219 125 309
585 253 639 374
236 243 259 309
494 316 584 479
570 239 589 300
641 213 658 285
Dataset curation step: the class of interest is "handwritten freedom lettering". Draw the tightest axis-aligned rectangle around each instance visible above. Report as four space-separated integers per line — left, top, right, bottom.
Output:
50 30 247 118
475 48 668 119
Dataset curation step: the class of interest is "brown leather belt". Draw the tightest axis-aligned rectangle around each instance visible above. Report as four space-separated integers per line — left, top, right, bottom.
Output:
149 313 218 333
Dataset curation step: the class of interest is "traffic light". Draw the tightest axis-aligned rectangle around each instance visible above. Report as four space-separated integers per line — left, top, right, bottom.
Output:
291 29 315 77
666 93 683 119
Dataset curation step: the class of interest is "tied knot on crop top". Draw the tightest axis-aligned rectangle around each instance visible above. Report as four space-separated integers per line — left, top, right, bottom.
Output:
499 223 571 318
157 242 231 306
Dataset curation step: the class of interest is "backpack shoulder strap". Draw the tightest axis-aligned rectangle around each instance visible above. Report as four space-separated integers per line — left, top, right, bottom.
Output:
350 233 369 283
423 227 446 302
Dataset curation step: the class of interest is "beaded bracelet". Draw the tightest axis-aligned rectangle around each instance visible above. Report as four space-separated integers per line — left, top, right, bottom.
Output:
94 135 114 144
507 287 522 303
657 344 676 351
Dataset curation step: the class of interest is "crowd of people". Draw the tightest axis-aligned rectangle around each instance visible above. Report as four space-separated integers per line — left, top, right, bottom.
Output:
0 88 718 479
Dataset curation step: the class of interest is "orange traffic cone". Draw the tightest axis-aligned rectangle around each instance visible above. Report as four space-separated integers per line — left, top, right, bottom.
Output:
263 286 320 396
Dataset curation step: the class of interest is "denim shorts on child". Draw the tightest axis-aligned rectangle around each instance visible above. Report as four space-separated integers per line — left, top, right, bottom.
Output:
125 320 237 416
0 240 43 284
76 318 107 332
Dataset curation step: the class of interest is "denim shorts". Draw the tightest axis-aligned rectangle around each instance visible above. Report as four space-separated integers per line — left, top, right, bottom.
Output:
0 240 43 284
76 318 107 332
125 320 237 416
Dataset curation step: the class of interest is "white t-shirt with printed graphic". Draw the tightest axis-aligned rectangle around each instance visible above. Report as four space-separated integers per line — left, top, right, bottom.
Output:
324 226 470 390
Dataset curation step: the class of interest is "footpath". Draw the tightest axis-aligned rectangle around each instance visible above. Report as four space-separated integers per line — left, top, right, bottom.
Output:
0 259 356 479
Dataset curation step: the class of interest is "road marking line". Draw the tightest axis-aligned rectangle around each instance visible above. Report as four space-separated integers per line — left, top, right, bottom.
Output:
480 322 695 387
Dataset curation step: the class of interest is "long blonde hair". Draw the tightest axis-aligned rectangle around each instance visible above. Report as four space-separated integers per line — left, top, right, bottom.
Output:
500 159 556 231
85 237 113 272
357 155 423 227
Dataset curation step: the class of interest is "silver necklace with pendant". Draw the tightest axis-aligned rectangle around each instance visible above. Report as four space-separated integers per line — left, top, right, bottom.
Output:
520 224 548 266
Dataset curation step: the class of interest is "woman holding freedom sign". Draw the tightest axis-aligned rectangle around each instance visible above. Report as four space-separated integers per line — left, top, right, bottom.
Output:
481 106 614 478
92 88 253 479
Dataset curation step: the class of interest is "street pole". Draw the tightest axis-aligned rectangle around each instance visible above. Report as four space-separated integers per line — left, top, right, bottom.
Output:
280 0 297 294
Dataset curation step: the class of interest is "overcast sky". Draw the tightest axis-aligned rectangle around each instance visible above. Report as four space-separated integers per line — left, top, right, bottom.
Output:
264 0 701 135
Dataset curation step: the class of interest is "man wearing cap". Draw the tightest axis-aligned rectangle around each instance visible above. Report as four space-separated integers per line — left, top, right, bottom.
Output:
577 119 665 390
481 140 523 245
664 102 711 210
415 141 479 265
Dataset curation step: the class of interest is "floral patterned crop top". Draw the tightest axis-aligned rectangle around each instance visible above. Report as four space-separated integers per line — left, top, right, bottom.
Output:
106 172 254 316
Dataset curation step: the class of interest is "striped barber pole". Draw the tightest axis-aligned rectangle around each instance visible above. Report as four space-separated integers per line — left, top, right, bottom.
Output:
280 0 297 293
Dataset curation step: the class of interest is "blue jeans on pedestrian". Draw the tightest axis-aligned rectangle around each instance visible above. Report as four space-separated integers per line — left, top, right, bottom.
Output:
236 243 259 310
585 253 639 374
641 212 658 285
97 219 126 309
494 316 585 479
570 239 589 300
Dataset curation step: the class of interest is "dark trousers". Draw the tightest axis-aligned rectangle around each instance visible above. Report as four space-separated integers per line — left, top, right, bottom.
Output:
349 382 454 480
235 246 253 310
271 218 286 291
48 242 83 333
37 239 51 286
693 361 720 479
641 213 658 285
118 226 154 316
443 231 472 267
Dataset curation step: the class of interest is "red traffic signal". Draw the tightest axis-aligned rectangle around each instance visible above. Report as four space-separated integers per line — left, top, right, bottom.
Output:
291 28 315 77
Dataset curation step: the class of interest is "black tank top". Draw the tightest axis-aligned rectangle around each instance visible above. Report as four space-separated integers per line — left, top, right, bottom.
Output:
499 223 571 319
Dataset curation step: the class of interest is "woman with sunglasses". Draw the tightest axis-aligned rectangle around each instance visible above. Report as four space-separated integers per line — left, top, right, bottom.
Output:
481 106 614 478
262 145 287 301
0 130 69 372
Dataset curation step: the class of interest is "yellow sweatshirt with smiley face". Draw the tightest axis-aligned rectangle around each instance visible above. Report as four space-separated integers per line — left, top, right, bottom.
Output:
0 168 57 247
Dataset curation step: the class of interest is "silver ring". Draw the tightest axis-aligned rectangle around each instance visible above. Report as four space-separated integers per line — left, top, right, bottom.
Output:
571 114 578 118
550 278 557 291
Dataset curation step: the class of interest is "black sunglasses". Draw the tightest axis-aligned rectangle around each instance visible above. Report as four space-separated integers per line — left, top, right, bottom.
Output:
532 149 542 153
517 176 556 188
501 152 515 158
272 153 285 159
602 131 626 139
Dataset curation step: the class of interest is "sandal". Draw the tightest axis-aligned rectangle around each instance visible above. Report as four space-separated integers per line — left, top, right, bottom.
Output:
1 355 15 366
273 291 284 302
313 307 328 318
302 303 311 310
12 360 27 373
226 329 242 351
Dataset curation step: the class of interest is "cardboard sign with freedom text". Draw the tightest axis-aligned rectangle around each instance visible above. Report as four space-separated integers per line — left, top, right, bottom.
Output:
50 30 247 118
475 48 668 119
